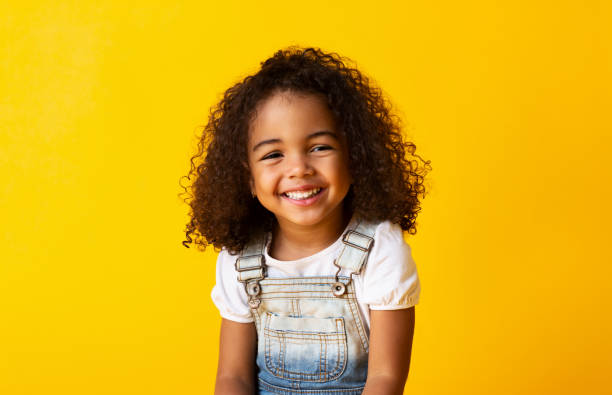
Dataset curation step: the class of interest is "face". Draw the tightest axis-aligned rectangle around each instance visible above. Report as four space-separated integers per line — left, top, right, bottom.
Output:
247 91 352 233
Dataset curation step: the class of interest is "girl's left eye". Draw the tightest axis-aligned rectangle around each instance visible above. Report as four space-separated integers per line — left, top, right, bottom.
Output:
311 145 332 152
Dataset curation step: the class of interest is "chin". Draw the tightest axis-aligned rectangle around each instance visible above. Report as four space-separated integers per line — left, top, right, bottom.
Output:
282 214 326 228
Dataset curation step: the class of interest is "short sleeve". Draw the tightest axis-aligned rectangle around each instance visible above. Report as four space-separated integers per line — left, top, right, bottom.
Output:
210 249 254 323
358 221 421 310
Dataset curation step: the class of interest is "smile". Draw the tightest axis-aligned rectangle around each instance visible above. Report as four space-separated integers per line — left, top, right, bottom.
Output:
282 188 322 200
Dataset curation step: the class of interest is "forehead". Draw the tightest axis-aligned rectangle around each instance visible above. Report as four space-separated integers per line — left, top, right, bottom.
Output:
248 91 338 140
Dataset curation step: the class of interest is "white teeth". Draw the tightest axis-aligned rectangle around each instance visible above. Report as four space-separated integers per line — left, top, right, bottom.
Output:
284 188 321 200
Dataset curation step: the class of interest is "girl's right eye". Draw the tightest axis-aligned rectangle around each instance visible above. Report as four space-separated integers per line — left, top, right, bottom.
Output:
261 152 282 160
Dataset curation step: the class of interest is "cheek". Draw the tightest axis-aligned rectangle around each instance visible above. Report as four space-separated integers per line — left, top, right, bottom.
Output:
251 167 277 192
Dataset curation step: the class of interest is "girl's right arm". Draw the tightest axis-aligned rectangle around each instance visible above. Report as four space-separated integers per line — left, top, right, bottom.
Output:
214 318 258 394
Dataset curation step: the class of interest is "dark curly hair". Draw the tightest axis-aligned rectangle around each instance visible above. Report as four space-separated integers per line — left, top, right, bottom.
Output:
180 46 431 254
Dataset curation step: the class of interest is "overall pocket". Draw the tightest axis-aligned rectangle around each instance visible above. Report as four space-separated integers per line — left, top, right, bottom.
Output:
263 312 348 382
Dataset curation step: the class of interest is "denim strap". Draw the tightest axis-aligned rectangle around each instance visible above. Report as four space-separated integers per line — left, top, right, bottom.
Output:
334 220 377 278
235 233 267 281
235 233 267 308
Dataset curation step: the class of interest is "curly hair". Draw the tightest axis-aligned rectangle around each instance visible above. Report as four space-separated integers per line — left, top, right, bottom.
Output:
180 46 431 254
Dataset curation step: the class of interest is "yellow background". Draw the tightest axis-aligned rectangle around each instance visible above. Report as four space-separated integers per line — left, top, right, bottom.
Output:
1 1 610 394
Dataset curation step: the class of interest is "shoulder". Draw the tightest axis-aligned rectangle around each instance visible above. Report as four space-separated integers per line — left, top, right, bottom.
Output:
373 220 405 239
350 219 410 262
214 248 240 285
214 248 239 274
371 220 411 254
211 248 253 323
217 247 238 263
358 220 421 308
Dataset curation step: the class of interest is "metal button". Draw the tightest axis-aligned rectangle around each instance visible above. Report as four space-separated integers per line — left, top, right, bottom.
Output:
332 282 346 296
246 282 260 296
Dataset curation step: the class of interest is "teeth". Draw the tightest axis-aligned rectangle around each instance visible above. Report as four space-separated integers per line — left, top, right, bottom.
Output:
284 188 321 200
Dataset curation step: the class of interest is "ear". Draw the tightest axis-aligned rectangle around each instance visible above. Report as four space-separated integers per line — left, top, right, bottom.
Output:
249 177 256 197
243 159 256 197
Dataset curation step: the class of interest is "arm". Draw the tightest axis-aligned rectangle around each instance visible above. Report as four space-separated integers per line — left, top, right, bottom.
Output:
214 318 258 395
362 307 416 395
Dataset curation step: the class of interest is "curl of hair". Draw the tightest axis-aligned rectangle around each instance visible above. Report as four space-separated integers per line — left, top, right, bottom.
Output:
180 46 432 254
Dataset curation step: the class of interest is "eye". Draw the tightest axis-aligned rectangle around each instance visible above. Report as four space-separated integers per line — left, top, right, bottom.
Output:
311 145 333 152
261 151 282 160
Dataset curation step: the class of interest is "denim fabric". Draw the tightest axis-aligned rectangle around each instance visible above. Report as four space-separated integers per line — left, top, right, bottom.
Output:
252 276 368 394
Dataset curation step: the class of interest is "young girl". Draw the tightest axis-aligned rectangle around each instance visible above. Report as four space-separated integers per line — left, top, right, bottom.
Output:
182 47 431 394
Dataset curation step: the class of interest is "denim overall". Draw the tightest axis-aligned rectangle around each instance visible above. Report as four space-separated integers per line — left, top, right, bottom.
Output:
235 220 378 395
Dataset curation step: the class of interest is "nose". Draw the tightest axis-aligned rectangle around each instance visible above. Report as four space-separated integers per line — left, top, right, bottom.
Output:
286 153 314 178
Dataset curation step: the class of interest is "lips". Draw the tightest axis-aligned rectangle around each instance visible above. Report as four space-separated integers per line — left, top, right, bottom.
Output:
279 185 326 206
282 187 322 200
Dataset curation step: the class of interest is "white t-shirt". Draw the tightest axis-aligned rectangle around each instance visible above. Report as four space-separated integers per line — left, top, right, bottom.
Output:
211 218 421 331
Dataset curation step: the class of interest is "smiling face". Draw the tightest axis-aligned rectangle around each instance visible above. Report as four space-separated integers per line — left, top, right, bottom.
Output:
247 91 352 234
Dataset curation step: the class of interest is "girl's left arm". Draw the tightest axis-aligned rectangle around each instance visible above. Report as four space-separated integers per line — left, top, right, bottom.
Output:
362 307 415 395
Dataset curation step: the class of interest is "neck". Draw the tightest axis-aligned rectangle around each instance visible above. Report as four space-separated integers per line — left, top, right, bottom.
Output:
269 207 351 261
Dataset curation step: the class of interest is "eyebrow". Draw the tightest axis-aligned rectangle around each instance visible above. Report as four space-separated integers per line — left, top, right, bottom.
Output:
251 130 338 152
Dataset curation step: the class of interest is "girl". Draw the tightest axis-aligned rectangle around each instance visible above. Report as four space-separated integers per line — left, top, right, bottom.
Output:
182 47 431 394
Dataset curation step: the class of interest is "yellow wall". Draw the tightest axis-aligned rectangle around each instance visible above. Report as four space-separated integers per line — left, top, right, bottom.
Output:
1 1 610 394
